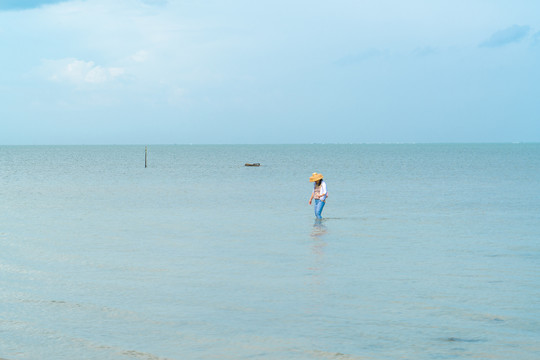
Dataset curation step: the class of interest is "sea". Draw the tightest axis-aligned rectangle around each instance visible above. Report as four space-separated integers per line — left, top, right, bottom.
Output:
1 144 539 360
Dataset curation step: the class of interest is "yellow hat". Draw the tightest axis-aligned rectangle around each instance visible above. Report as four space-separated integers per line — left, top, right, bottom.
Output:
309 172 323 182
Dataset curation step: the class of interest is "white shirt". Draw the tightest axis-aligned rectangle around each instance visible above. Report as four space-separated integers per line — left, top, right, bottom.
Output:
314 181 327 201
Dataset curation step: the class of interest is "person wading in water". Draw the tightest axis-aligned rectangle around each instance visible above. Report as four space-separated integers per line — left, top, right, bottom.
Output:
308 172 328 219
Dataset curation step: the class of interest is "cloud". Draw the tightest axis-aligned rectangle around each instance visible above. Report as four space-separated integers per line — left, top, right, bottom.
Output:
41 58 125 85
131 50 149 63
0 0 70 11
479 25 530 47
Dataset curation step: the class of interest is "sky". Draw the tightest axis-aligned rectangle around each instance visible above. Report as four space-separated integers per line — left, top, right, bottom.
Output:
1 0 539 144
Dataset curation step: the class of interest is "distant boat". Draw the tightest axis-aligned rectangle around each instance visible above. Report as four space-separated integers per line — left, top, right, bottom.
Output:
245 163 261 167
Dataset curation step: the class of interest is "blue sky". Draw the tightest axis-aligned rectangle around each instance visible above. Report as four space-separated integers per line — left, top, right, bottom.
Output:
1 0 539 144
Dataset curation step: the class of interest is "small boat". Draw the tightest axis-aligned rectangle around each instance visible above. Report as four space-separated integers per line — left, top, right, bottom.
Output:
245 163 261 167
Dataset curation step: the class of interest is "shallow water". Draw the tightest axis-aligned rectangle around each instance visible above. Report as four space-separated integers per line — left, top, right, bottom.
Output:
1 144 539 359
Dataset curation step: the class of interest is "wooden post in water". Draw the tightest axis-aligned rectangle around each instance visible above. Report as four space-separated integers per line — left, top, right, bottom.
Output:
145 146 148 168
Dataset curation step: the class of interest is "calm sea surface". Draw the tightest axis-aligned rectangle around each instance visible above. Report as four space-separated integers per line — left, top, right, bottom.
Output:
1 144 539 360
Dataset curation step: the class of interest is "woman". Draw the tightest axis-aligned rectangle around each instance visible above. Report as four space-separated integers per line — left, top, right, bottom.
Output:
308 172 328 219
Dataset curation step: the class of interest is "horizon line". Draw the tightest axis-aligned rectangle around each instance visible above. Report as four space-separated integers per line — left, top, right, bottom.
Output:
1 142 538 146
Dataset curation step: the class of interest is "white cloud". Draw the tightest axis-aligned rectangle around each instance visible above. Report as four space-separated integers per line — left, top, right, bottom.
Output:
42 58 125 84
131 50 149 63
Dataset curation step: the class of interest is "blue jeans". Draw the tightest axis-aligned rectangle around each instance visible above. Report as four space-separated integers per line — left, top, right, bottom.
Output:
314 199 325 219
